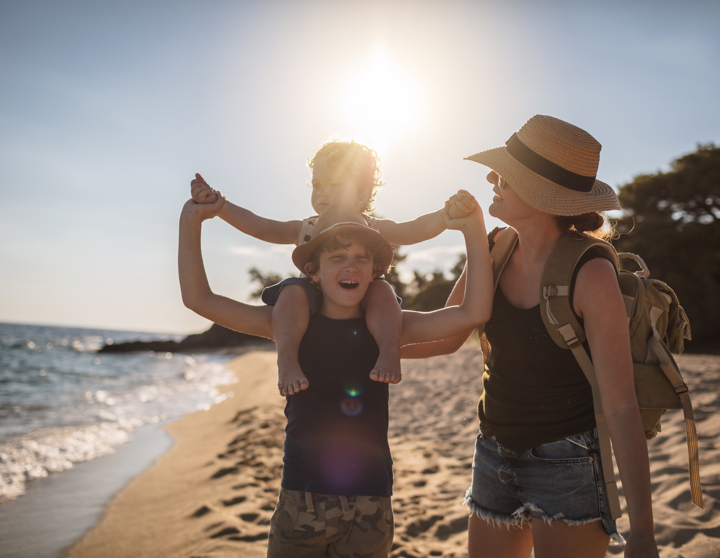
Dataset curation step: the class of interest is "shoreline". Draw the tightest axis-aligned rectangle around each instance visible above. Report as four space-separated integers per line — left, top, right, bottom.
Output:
47 350 720 557
0 423 173 558
65 350 282 558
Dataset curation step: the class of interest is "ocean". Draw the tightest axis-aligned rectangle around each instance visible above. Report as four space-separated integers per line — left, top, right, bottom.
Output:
0 322 236 504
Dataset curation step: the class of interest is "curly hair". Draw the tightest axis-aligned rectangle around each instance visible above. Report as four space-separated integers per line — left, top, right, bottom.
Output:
553 212 616 241
307 138 383 215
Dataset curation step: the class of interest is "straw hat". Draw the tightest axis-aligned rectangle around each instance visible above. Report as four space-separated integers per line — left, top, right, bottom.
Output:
465 115 620 216
292 206 394 274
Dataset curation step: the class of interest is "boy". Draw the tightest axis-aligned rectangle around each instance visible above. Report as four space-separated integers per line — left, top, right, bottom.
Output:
191 138 475 396
178 198 491 557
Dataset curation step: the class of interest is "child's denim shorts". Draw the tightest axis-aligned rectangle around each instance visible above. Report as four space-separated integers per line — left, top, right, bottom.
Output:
261 277 401 316
464 429 624 545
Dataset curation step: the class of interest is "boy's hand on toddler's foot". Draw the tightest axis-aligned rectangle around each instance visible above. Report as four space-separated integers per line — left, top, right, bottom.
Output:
277 356 310 397
191 173 219 204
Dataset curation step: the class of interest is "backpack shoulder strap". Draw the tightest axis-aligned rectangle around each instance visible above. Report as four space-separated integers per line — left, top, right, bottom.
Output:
540 231 619 349
540 231 623 519
489 227 519 292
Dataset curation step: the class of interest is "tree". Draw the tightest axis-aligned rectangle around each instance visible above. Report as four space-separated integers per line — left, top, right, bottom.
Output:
402 254 466 311
247 267 286 300
613 144 720 351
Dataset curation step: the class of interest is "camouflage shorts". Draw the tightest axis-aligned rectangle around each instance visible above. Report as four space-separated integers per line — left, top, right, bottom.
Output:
267 489 394 557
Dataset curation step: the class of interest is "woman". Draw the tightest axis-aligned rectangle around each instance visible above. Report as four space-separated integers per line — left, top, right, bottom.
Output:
404 115 658 558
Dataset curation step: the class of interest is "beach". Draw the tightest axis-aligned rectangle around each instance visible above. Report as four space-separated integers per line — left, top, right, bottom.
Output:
64 347 720 558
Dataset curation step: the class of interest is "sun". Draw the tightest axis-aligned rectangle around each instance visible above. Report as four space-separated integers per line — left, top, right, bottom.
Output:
341 47 421 153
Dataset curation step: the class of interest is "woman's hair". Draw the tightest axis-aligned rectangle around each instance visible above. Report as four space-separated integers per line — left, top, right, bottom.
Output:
305 230 390 277
307 138 383 215
553 212 616 240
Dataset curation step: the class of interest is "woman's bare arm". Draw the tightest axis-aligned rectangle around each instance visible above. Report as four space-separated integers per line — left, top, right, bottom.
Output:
575 258 658 556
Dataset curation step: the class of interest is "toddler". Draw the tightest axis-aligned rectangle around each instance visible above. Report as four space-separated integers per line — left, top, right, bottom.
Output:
191 138 474 396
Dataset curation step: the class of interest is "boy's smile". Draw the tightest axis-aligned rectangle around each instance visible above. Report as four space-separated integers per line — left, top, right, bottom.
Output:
307 239 375 319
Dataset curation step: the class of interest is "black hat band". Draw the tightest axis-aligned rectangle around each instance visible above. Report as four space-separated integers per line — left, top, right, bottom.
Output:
506 133 595 193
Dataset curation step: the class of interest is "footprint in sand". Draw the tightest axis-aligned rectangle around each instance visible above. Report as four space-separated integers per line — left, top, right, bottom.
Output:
211 466 239 479
404 515 443 537
434 515 468 540
222 495 247 506
209 526 242 539
190 505 212 518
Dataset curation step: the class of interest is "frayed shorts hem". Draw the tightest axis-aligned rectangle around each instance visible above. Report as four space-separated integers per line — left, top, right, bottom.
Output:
463 489 625 546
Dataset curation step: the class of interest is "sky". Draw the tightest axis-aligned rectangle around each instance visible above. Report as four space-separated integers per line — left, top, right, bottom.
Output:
1 0 718 335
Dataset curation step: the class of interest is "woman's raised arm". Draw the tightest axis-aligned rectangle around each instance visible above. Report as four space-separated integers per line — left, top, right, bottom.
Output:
399 204 492 348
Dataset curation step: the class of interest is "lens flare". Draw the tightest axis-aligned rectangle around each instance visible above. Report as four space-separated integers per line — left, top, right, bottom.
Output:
340 396 364 417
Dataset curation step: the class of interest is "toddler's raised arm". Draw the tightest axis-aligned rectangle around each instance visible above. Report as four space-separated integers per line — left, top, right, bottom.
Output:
372 190 476 246
190 173 302 245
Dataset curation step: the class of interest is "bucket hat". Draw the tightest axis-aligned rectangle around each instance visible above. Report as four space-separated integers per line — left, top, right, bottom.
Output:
292 206 394 274
465 115 620 216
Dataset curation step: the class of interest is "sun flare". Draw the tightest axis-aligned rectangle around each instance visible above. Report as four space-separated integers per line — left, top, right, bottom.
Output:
341 47 421 153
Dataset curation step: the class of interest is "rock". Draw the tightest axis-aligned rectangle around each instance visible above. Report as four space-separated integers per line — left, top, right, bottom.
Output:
98 323 273 353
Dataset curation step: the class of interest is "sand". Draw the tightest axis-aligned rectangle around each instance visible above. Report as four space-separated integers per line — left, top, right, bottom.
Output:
65 348 720 558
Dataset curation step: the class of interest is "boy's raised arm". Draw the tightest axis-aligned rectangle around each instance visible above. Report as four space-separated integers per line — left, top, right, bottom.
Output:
191 173 302 245
400 266 474 358
178 197 275 340
399 202 493 346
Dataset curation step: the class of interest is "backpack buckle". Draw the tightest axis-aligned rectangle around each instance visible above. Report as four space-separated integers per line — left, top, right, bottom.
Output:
558 324 580 347
675 384 689 395
543 285 558 299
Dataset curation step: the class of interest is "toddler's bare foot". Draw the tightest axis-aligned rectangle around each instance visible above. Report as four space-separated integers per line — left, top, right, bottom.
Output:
369 350 402 384
277 356 309 396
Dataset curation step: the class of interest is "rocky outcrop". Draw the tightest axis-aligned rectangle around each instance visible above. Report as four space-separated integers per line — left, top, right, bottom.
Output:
98 323 273 353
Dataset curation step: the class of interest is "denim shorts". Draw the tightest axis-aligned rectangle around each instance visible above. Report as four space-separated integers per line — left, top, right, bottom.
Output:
261 277 402 316
464 429 623 545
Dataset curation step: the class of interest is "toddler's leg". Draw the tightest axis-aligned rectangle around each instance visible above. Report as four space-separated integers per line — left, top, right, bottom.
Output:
364 280 402 384
272 285 310 396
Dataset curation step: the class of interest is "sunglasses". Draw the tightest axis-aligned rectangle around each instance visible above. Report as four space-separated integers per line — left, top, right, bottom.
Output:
497 175 508 189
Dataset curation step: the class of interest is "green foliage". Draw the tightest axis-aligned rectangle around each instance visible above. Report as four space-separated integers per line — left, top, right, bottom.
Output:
247 267 285 300
613 144 720 351
400 252 466 312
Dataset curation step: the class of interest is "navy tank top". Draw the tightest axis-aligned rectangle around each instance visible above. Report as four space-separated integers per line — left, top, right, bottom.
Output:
281 313 393 496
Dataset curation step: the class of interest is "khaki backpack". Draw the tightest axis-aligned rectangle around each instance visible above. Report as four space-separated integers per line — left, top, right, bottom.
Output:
489 227 702 520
